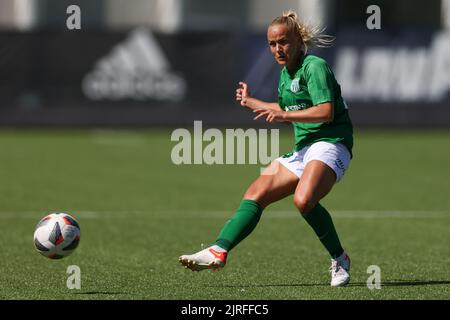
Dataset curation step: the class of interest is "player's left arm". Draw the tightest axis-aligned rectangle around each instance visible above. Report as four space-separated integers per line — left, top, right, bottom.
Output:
254 59 335 123
253 102 333 123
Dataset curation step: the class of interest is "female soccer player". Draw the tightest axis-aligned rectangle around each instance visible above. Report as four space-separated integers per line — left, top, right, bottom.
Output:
179 10 354 287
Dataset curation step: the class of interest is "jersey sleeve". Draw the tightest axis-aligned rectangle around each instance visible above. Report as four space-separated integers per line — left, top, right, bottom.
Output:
277 78 285 110
304 59 335 106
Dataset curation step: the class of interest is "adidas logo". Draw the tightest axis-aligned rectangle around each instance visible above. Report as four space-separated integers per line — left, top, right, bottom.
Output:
82 27 187 101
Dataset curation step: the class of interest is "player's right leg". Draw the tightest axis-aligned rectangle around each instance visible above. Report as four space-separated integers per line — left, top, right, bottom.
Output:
179 160 298 271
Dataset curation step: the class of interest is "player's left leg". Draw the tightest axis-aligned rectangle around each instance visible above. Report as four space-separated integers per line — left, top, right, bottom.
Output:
293 143 351 287
294 160 343 257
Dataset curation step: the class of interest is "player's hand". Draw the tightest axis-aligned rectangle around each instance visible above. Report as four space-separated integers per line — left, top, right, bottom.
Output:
253 109 286 123
236 81 251 107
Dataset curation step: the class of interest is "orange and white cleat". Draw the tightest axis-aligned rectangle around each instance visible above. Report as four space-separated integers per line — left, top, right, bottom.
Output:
179 245 228 272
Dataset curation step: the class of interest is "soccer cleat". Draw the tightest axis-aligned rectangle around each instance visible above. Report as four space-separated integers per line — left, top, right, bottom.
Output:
179 246 228 272
330 252 351 287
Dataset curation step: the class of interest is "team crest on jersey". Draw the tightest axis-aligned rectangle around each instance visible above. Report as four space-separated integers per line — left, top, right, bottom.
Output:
290 78 300 93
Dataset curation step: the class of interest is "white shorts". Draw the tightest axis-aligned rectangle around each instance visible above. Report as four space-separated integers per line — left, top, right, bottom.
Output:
276 141 351 182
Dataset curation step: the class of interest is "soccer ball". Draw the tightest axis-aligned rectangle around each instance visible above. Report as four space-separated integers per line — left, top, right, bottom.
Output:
33 213 81 259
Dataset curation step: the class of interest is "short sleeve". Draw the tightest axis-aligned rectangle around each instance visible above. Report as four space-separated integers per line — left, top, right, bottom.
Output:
278 79 285 109
305 59 335 106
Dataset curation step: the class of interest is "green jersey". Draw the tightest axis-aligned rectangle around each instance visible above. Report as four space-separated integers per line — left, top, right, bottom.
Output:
278 54 353 156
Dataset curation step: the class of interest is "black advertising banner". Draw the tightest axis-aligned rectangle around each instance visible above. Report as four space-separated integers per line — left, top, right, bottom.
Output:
0 29 241 126
330 28 450 127
0 28 450 127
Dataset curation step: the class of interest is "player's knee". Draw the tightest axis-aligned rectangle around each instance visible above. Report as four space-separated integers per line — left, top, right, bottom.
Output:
243 190 266 206
243 186 270 208
294 195 315 214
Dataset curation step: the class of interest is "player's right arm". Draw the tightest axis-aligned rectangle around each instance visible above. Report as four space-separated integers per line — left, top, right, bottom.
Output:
236 81 282 112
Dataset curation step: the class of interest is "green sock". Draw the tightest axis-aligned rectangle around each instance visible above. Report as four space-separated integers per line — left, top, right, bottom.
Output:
215 199 263 251
301 203 344 259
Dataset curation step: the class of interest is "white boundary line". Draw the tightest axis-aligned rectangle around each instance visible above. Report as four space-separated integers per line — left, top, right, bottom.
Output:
1 210 447 219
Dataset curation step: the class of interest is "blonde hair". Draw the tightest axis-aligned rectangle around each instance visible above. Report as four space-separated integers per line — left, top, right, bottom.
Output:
270 10 335 53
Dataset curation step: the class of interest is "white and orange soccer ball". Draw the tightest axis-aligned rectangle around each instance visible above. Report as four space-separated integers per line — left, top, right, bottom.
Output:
33 213 81 259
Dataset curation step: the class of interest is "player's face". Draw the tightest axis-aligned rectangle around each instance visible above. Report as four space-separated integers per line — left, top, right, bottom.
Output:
267 24 302 70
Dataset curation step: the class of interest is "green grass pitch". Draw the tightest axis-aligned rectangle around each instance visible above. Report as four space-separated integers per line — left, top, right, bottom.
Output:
0 128 449 299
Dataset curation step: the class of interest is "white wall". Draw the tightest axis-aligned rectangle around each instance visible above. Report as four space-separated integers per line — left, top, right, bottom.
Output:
104 0 182 33
248 0 334 31
248 0 299 31
298 0 334 30
0 0 38 30
443 0 450 29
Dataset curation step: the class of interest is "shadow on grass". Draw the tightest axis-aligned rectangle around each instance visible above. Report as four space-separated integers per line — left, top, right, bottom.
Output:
72 291 128 295
209 280 450 288
349 280 450 287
